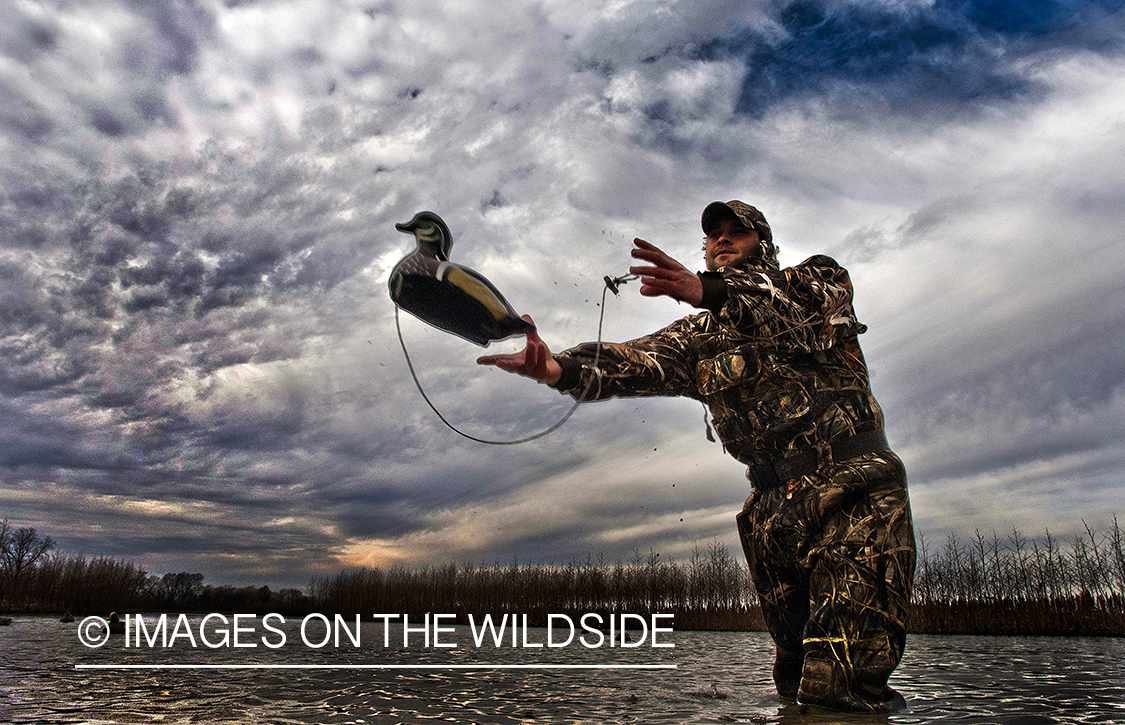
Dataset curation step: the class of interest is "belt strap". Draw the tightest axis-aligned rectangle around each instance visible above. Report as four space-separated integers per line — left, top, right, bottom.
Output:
745 429 889 490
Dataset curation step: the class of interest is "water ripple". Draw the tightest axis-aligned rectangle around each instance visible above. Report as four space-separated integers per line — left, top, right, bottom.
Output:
0 618 1121 724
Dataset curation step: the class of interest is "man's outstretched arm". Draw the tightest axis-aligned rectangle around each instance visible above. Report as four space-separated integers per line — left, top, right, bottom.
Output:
478 239 705 398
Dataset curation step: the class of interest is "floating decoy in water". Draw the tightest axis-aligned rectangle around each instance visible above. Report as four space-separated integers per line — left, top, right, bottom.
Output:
389 211 534 346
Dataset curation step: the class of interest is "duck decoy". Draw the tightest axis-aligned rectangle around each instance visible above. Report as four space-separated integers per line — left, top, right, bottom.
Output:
389 211 533 346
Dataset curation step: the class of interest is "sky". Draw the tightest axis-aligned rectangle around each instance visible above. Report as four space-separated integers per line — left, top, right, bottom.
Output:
2 0 1124 589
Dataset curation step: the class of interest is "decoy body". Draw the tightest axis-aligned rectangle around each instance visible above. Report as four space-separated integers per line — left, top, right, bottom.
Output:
389 211 534 346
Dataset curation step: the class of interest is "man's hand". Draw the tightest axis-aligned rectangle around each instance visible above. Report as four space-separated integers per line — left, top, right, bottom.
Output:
630 238 704 307
476 316 563 386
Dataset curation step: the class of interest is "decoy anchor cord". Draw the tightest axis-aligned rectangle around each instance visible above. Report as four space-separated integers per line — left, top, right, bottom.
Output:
394 275 637 445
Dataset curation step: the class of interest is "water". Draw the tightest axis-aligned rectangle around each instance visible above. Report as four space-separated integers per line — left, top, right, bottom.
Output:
1 615 1122 724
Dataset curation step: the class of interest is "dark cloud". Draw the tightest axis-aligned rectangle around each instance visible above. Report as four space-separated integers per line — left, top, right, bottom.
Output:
0 15 60 63
0 262 47 333
693 0 1125 119
91 108 133 138
1 1 212 146
0 85 54 144
128 0 216 77
0 145 389 491
481 189 510 213
133 91 178 126
0 397 127 471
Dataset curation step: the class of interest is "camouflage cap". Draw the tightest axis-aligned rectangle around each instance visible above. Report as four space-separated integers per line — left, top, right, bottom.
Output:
702 200 772 243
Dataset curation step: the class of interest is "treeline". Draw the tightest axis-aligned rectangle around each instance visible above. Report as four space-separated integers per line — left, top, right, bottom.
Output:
308 522 1124 635
909 520 1125 636
0 521 311 615
309 542 762 631
3 517 1123 635
0 553 312 615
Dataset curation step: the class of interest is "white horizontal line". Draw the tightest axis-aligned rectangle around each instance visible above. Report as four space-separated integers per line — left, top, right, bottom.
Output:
75 663 677 670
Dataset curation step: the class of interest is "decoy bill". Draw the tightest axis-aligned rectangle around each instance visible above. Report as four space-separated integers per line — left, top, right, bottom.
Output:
389 211 534 346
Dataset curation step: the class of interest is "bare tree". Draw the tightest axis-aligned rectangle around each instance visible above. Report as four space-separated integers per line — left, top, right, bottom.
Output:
0 521 57 606
160 572 205 607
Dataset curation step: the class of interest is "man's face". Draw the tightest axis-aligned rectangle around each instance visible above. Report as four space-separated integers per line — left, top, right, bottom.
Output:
705 217 761 272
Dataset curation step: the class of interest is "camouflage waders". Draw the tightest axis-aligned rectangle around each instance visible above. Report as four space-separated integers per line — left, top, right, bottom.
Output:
738 450 915 712
551 218 916 711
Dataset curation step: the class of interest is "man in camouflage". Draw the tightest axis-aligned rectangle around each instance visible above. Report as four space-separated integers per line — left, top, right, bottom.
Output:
478 200 916 712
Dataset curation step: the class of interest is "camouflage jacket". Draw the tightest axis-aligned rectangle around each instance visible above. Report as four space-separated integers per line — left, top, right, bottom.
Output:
552 256 885 468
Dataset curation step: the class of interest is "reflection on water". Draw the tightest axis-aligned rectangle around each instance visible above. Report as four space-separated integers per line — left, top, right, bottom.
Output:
1 615 1122 724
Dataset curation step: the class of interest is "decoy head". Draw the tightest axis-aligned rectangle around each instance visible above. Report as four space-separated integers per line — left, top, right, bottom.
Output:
395 211 453 261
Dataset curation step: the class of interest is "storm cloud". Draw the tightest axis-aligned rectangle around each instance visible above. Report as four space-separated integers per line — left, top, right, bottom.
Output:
1 0 1123 586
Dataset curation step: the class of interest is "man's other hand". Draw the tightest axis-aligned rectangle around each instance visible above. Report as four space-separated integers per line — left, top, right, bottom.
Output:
630 238 704 307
